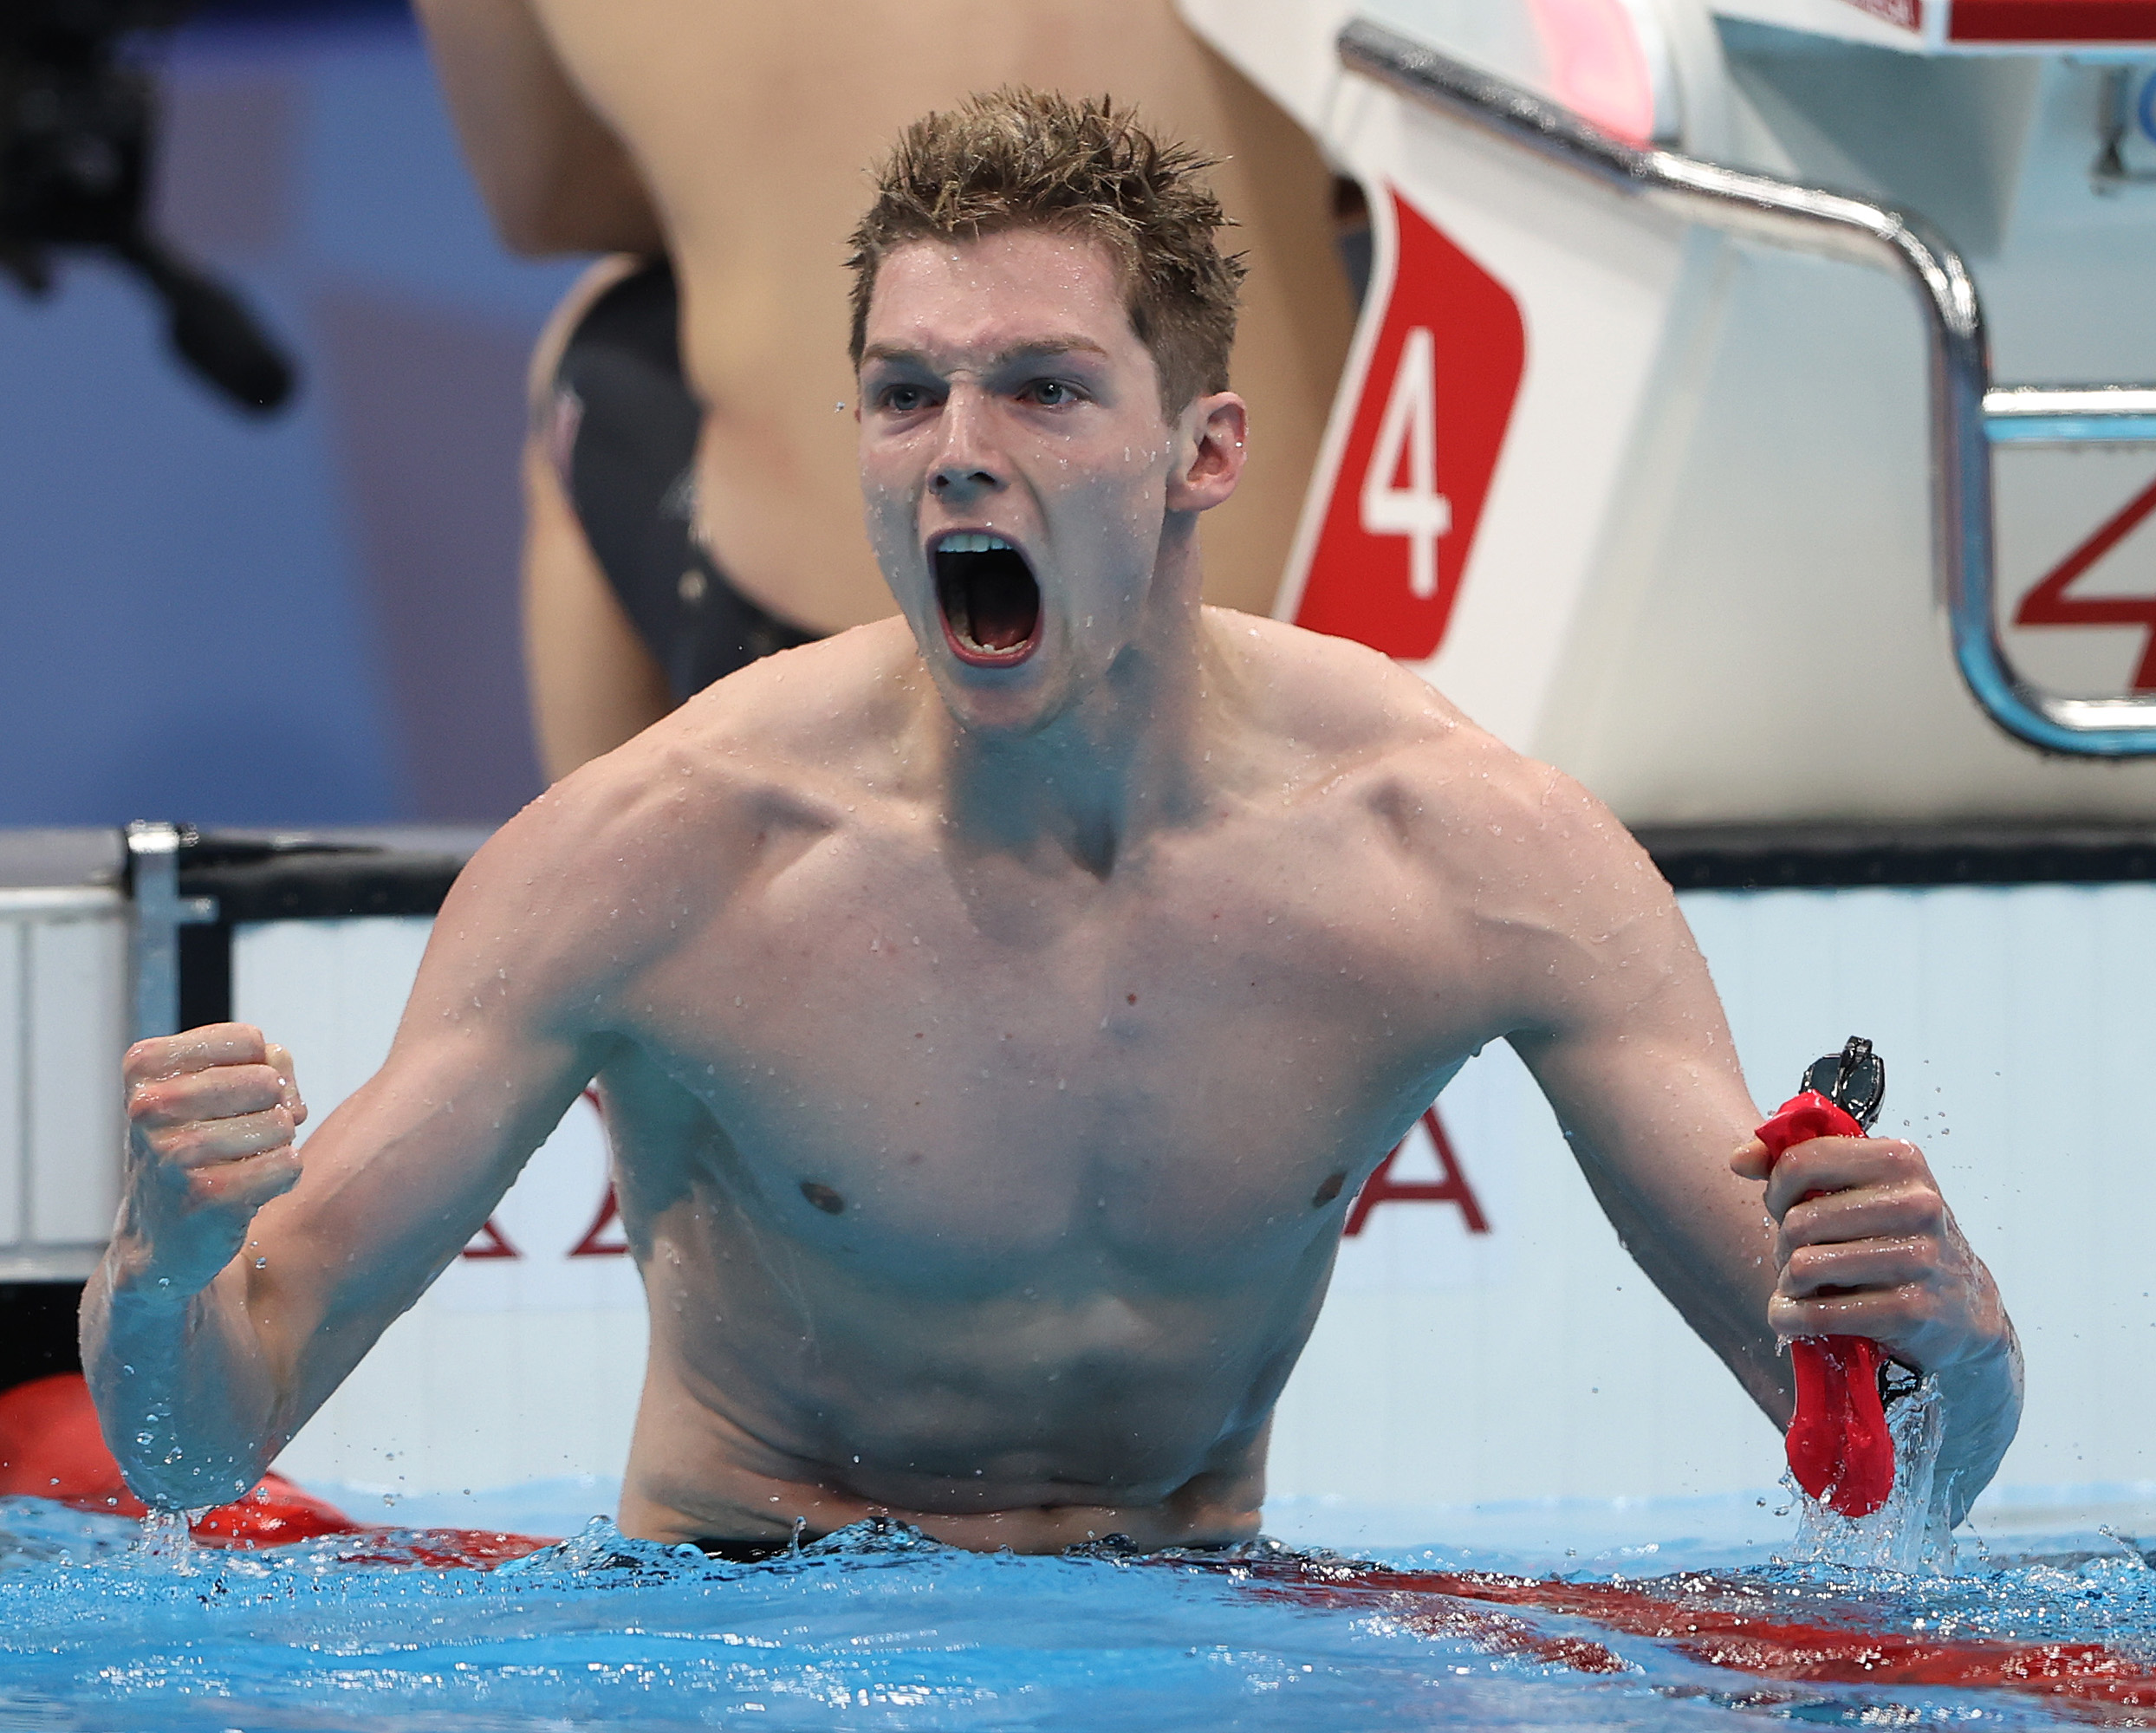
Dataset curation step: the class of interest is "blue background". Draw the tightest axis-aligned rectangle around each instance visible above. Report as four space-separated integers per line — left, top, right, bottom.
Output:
0 1 586 826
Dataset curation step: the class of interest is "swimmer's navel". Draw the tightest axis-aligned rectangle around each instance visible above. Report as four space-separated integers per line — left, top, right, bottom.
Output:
1311 1172 1347 1207
800 1180 847 1216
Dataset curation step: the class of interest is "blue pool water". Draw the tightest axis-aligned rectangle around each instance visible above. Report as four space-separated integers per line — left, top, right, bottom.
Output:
5 1494 2156 1730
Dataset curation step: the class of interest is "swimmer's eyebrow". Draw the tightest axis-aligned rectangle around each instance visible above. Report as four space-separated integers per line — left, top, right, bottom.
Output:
859 335 1112 372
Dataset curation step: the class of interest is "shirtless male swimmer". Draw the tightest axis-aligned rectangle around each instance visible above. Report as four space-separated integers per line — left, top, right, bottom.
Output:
83 91 2021 1555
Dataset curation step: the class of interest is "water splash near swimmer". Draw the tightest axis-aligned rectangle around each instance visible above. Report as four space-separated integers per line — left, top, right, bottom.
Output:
133 1505 206 1572
1786 1373 1954 1574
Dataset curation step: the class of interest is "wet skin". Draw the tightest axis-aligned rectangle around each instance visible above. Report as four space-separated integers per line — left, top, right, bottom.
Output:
84 232 2020 1548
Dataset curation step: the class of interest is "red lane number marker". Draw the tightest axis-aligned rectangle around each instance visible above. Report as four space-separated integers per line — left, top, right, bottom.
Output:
1294 188 1525 662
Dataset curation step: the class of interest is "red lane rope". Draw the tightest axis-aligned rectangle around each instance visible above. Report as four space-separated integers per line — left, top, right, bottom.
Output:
1160 1556 2156 1722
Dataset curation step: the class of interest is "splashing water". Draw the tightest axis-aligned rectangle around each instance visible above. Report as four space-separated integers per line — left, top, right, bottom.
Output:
133 1504 204 1571
1789 1375 1956 1574
5 1497 2156 1730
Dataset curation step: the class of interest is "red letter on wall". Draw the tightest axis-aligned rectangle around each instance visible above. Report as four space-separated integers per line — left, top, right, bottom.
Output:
461 1218 520 1260
568 1186 630 1257
1344 1106 1491 1237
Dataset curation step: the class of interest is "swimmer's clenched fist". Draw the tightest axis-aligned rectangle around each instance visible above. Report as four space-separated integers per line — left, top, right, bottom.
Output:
1730 1132 2020 1462
115 1024 308 1295
83 91 2020 1539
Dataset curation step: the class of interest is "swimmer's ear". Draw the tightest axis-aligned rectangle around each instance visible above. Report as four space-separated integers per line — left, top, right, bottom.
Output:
1167 391 1248 515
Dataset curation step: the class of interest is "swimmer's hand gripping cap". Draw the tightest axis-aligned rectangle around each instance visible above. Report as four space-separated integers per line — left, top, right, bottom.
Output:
1754 1037 1896 1519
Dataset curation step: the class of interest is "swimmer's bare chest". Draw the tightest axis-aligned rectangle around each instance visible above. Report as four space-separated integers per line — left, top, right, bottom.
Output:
607 794 1493 1281
580 779 1512 1526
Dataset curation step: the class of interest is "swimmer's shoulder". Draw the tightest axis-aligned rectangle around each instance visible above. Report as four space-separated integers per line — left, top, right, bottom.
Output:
1214 607 1493 792
1211 608 1467 747
531 618 919 864
415 623 916 1013
1219 610 1658 889
653 617 922 786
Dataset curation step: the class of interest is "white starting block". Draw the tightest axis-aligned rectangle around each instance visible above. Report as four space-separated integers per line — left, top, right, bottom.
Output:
1185 0 2156 803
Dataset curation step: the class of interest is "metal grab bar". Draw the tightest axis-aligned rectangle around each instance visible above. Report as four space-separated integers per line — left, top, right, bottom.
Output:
1984 387 2156 445
1339 17 2156 757
126 820 218 1044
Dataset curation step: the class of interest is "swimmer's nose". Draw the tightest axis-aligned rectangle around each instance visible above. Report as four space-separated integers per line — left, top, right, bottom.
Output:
930 464 998 496
928 391 1003 500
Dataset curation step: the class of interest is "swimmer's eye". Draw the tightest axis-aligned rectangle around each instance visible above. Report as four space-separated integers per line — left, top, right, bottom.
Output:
1019 378 1083 407
875 384 936 414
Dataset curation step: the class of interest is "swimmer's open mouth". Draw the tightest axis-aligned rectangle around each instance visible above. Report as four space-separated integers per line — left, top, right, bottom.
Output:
933 533 1041 666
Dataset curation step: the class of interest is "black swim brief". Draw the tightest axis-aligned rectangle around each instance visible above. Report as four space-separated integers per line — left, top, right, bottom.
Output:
688 1529 1246 1563
548 256 821 702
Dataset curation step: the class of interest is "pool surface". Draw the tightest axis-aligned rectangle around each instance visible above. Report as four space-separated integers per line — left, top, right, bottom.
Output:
6 1492 2156 1730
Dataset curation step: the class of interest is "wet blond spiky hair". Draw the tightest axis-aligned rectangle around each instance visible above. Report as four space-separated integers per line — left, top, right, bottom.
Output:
846 88 1245 415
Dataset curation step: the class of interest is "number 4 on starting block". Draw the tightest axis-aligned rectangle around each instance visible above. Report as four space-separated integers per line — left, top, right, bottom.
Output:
1287 187 1525 664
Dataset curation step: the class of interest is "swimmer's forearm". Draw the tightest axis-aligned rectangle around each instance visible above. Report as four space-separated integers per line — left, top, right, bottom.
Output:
1930 1321 2024 1527
82 1249 291 1510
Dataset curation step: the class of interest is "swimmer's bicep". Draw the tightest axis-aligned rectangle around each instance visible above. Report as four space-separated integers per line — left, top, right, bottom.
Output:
386 772 659 1057
1512 1023 1787 1412
267 817 628 1269
1505 874 1758 1206
1504 796 1737 1048
1500 860 1767 1239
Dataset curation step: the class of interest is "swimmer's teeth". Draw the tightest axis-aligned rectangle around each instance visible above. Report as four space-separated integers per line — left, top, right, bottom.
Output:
933 533 1035 654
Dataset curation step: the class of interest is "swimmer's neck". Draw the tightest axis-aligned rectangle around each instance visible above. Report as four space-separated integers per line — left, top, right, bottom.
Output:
915 532 1237 874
